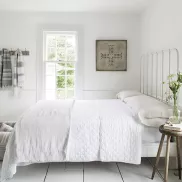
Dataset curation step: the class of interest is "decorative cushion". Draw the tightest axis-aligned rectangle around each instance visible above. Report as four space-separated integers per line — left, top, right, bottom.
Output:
0 122 15 160
0 123 14 132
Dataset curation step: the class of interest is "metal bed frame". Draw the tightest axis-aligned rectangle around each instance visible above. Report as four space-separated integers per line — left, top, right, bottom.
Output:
140 48 179 104
140 48 180 158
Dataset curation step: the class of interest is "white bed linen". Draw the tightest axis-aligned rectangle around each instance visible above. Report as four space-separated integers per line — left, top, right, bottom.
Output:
138 110 167 127
124 95 169 127
121 94 167 142
1 99 141 182
142 125 164 143
124 95 168 114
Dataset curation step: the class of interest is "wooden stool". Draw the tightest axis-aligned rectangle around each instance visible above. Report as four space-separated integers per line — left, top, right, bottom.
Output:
151 125 182 182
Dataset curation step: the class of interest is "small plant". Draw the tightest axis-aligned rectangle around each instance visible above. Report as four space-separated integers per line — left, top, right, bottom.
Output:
163 72 182 121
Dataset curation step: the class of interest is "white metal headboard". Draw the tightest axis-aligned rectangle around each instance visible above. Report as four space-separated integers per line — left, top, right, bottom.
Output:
140 48 180 104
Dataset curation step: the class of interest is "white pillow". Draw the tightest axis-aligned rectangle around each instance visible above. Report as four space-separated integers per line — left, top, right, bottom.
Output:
116 90 142 101
144 107 169 119
138 110 167 127
124 95 160 113
124 95 170 116
124 95 170 127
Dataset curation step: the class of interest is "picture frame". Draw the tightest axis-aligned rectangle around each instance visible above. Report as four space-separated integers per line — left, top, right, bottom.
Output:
96 40 127 71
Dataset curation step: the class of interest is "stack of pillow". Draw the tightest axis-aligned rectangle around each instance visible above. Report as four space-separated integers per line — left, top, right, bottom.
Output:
116 90 170 127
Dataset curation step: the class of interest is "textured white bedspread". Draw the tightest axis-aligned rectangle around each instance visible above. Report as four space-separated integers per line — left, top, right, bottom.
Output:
1 100 141 181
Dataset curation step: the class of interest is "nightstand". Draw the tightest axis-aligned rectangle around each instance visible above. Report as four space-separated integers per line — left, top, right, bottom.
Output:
151 125 182 182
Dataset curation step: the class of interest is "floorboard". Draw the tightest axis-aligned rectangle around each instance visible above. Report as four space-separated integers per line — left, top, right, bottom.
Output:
159 170 181 182
118 158 162 182
7 163 49 182
0 159 178 182
148 157 177 170
84 162 123 182
45 162 83 182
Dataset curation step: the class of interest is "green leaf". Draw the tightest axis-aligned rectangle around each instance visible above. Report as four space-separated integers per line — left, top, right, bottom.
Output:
167 74 175 79
57 76 65 88
177 72 182 83
67 70 74 75
67 77 74 88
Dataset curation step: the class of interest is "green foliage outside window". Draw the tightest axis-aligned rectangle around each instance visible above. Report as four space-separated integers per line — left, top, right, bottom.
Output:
48 53 56 60
56 76 74 88
46 34 76 99
67 77 74 88
57 76 65 88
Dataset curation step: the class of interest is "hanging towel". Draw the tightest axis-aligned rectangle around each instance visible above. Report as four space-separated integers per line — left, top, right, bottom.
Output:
0 49 12 88
0 55 2 87
14 49 24 88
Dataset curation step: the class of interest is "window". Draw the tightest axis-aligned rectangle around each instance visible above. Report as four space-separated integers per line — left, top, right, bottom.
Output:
43 32 77 100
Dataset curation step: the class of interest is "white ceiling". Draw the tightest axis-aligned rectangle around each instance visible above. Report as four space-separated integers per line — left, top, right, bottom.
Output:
0 0 152 13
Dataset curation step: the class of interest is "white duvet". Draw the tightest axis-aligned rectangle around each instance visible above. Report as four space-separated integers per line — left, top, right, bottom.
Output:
1 99 141 182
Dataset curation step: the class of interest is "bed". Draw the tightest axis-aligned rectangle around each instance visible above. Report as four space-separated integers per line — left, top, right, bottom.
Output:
1 48 179 181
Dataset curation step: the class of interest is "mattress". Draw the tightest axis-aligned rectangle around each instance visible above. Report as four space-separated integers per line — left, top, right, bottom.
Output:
142 125 163 143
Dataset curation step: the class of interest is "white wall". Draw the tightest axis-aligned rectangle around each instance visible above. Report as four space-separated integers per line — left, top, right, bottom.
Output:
0 12 141 120
141 0 182 54
141 0 182 104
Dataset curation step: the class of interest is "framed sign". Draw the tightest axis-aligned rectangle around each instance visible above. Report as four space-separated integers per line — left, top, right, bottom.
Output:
96 40 127 71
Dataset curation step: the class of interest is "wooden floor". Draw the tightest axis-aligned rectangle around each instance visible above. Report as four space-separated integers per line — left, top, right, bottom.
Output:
0 158 180 182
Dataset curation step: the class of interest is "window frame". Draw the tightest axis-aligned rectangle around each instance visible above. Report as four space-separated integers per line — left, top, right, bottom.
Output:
43 31 78 100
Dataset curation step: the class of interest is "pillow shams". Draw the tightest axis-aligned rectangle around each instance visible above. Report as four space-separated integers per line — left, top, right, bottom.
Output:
124 95 170 119
144 107 169 119
116 90 142 101
138 110 167 127
123 95 160 113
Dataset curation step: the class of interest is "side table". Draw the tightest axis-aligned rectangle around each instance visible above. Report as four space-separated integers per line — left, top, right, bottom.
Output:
151 125 182 182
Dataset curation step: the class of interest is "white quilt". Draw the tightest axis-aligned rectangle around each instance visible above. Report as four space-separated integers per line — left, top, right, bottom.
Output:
1 99 141 182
